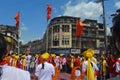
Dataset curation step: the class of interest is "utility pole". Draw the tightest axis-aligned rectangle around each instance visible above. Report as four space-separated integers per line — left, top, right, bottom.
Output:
96 0 107 51
102 0 107 51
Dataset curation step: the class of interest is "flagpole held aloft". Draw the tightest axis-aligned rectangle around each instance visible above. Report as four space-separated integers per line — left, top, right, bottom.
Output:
14 12 20 54
47 5 52 21
14 12 20 28
46 5 52 52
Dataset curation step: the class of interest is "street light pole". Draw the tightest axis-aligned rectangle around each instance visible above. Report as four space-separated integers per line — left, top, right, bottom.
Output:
96 0 107 51
101 0 107 51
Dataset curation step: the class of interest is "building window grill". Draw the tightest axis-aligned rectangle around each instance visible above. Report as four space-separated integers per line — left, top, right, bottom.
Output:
62 35 69 45
62 25 69 32
53 25 60 33
53 41 59 46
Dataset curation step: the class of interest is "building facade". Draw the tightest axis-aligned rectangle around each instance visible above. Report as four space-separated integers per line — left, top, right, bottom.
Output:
20 16 106 55
20 39 44 54
44 16 105 54
0 25 18 53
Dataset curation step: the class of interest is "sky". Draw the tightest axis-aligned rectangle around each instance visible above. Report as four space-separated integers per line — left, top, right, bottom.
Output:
0 0 120 44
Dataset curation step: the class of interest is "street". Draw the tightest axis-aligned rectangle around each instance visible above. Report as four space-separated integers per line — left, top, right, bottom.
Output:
30 72 70 80
56 73 70 80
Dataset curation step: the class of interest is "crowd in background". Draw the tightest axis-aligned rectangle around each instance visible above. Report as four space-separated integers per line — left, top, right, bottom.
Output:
2 49 120 80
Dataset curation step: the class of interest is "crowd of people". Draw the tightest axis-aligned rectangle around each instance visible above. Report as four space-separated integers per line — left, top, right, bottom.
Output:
1 48 120 80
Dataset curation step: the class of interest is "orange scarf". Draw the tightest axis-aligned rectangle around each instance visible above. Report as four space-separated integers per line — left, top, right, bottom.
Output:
52 66 60 80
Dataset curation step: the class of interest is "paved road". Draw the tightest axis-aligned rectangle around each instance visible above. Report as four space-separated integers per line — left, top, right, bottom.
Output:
56 73 120 80
31 72 120 80
56 73 70 80
30 72 71 80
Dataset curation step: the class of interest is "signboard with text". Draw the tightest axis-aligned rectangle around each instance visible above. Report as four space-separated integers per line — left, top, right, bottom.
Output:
71 49 81 54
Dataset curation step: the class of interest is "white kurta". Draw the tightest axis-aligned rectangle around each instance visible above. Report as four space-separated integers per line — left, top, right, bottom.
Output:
1 64 30 80
82 61 99 80
26 55 32 70
35 62 55 80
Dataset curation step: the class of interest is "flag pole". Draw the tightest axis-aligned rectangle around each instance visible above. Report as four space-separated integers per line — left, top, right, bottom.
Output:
46 21 48 52
14 12 20 54
46 5 48 52
46 5 52 52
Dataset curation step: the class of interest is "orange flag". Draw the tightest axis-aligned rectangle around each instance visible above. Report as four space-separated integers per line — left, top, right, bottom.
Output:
47 5 52 21
76 18 83 37
14 12 20 28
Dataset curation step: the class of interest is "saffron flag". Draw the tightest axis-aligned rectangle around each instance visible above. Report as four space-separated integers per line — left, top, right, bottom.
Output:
47 5 52 21
14 12 20 28
76 19 83 37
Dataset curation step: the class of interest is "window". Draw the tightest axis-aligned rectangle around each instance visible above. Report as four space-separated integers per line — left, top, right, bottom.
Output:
62 39 69 45
89 29 96 36
57 19 60 22
84 30 88 35
53 41 59 46
48 28 52 34
53 35 59 46
62 35 69 45
62 25 69 32
99 24 104 29
53 25 60 33
53 35 59 40
99 31 104 35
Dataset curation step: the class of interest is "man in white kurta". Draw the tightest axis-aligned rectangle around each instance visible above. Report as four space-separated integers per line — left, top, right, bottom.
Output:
82 61 99 80
26 54 32 70
35 62 55 80
1 64 30 80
